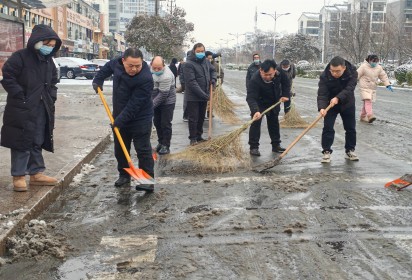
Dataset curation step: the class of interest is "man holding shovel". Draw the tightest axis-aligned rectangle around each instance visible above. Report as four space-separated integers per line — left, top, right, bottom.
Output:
318 56 359 163
92 48 155 192
247 59 290 156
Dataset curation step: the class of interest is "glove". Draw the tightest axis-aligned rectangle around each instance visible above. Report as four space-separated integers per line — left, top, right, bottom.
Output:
386 85 393 92
92 83 102 93
210 79 216 90
212 52 222 58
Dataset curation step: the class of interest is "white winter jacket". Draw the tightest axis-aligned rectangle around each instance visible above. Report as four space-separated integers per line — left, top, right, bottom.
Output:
357 61 390 101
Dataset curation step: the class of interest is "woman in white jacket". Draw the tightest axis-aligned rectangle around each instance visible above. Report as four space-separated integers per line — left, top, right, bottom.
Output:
357 54 393 123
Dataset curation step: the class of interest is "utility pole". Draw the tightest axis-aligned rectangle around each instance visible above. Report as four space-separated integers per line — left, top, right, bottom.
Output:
155 0 159 16
167 0 176 14
228 33 246 65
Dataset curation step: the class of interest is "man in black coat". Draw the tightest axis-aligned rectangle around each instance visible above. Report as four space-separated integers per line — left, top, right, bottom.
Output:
183 43 216 145
246 59 290 156
317 56 359 163
246 53 261 88
1 24 61 192
93 48 155 192
279 59 296 114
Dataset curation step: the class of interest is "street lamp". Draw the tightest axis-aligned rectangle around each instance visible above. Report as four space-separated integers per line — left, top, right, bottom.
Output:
220 38 234 49
228 32 246 65
261 12 290 59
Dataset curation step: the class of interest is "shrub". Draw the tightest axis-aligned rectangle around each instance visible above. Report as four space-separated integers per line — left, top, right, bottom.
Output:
406 71 412 86
394 65 412 84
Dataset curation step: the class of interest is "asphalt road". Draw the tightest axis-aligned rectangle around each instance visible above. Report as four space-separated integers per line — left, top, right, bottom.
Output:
1 71 412 280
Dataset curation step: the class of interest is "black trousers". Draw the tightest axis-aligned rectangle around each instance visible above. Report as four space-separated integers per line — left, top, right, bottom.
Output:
186 101 207 140
248 109 281 149
114 120 154 178
322 105 356 153
154 103 175 147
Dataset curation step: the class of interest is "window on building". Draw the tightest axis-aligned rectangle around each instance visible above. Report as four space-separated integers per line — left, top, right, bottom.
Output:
406 14 412 22
372 13 384 22
371 23 383 33
407 0 412 8
372 2 385 12
307 21 319 27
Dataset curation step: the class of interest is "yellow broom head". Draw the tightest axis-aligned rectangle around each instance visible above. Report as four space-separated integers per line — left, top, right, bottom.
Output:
280 99 310 128
212 85 240 124
166 123 251 173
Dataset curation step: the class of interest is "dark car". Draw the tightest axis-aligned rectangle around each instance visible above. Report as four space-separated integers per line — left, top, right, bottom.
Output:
55 57 99 79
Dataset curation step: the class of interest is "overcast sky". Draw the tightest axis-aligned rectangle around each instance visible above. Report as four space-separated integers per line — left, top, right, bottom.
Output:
174 0 342 51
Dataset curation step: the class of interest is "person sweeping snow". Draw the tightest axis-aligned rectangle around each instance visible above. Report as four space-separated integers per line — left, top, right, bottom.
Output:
357 54 393 124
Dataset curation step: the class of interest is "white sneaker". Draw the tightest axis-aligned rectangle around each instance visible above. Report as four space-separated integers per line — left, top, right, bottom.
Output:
345 150 359 161
321 151 331 163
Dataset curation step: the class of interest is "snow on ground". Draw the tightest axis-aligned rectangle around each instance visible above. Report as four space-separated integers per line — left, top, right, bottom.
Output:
58 78 113 86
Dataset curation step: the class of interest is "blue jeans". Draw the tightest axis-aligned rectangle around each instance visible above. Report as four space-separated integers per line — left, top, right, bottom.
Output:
321 105 356 153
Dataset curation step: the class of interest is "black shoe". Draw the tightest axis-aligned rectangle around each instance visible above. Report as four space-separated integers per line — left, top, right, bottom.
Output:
250 148 261 156
197 137 207 143
190 139 198 146
272 145 286 153
136 184 154 192
158 145 170 155
155 143 162 152
114 176 131 187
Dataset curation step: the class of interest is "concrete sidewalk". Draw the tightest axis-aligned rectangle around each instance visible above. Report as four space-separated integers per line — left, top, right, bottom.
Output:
0 84 113 255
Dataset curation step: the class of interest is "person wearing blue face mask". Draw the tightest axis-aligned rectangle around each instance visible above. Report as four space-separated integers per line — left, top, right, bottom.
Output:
1 24 62 192
150 56 176 155
183 43 217 145
246 53 261 88
357 54 393 124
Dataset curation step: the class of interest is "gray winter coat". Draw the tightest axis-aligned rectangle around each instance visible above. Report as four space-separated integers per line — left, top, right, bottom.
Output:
183 52 217 102
152 65 176 108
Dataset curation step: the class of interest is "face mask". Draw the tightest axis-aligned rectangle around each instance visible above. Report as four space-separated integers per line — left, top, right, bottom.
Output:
370 62 377 68
282 67 290 71
152 70 164 76
195 52 205 59
254 59 260 64
39 45 54 56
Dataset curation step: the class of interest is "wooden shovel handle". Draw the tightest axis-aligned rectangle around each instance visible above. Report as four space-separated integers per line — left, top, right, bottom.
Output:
208 84 213 139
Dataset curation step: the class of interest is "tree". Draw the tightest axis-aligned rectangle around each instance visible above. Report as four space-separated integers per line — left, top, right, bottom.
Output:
125 7 194 60
277 34 320 63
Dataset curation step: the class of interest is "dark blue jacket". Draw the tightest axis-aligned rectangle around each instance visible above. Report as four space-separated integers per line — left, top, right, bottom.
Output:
1 24 61 152
93 58 154 128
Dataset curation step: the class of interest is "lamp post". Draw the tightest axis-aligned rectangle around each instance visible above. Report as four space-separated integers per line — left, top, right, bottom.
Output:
261 12 290 60
228 32 246 65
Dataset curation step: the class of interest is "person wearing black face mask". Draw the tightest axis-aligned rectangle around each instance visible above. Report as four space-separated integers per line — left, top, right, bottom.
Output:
246 59 290 156
183 43 216 145
279 59 296 114
1 24 62 192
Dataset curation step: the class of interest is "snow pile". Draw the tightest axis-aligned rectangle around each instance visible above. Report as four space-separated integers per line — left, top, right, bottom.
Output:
6 219 71 261
70 164 96 187
0 208 28 231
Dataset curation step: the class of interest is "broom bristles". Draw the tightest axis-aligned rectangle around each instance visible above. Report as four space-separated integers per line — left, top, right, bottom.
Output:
280 99 310 128
212 85 240 124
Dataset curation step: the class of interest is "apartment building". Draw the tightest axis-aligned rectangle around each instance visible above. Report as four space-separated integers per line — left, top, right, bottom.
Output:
298 12 320 39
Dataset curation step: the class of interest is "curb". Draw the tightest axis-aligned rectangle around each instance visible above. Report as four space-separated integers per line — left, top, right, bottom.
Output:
0 133 111 256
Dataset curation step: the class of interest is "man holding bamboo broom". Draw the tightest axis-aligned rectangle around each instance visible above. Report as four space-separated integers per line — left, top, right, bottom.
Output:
246 59 290 156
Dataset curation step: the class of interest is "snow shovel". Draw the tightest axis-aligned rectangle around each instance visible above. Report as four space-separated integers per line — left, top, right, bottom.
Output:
208 84 213 139
385 174 412 191
253 103 334 172
97 87 155 184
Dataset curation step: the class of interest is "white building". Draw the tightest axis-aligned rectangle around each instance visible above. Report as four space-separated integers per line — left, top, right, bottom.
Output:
298 12 320 39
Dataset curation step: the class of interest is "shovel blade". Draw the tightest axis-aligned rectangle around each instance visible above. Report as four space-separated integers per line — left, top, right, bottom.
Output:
385 174 412 190
124 167 155 185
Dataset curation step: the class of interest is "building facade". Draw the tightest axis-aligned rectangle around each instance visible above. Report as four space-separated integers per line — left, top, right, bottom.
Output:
298 12 320 39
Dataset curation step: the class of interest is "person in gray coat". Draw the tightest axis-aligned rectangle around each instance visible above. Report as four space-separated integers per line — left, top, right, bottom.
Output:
183 43 217 145
151 56 176 155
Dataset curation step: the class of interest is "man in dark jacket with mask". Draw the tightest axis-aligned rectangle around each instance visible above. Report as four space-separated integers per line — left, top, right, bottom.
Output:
247 59 290 156
317 56 359 163
1 24 61 192
92 48 155 192
246 53 261 88
183 43 216 145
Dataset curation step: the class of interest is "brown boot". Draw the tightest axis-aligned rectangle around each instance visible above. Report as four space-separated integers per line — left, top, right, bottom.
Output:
29 173 58 186
13 176 27 192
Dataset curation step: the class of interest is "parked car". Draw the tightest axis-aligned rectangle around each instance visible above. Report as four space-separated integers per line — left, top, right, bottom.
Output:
90 59 110 67
54 57 99 79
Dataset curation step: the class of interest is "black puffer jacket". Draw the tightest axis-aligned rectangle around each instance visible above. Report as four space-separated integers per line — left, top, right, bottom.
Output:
1 24 61 152
183 52 216 102
246 69 291 115
93 58 154 128
246 62 260 88
317 60 358 112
